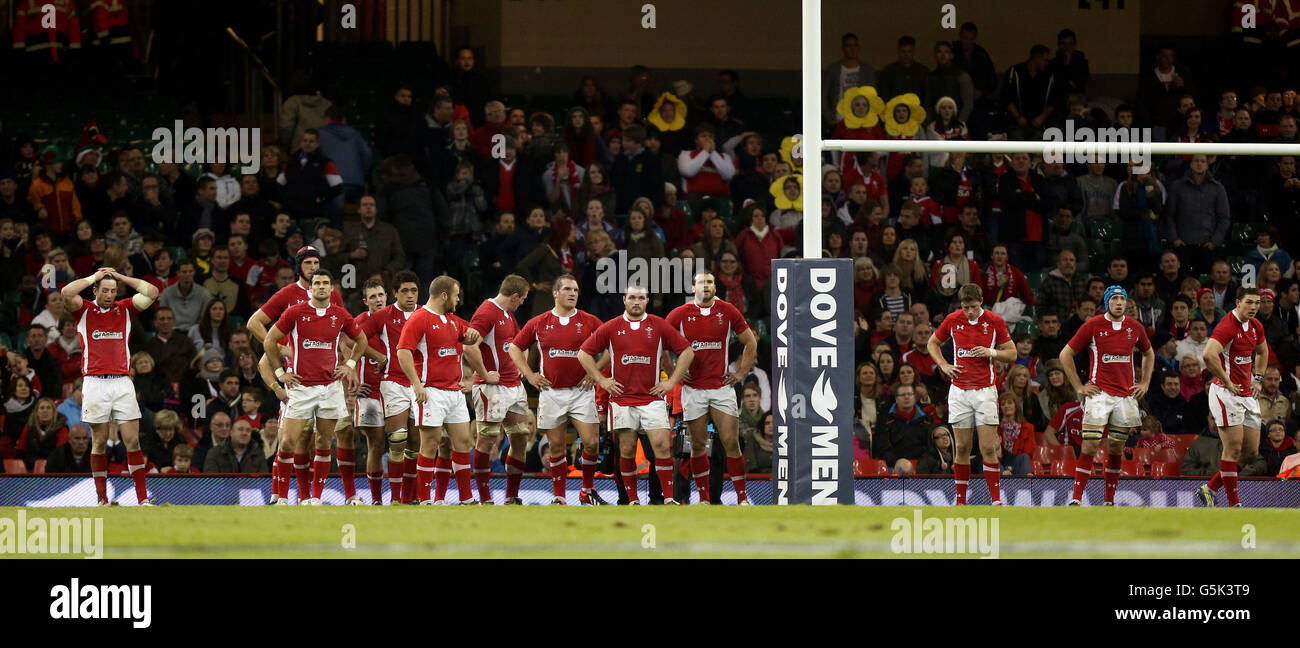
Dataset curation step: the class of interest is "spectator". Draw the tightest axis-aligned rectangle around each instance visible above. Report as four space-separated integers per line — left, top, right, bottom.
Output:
823 33 877 127
1167 155 1229 276
1038 249 1087 319
1005 364 1047 431
1046 207 1088 273
159 259 212 333
1050 29 1090 93
373 85 425 161
997 390 1037 475
203 417 268 473
1179 414 1268 476
1264 157 1300 245
201 246 249 318
1257 365 1292 424
624 206 665 264
873 383 931 474
105 212 143 257
924 42 974 123
952 22 998 105
376 155 447 290
187 298 232 355
141 409 186 470
192 410 231 471
1245 224 1293 277
1192 289 1226 330
879 36 934 101
27 148 82 239
131 351 172 414
162 444 197 473
1207 260 1239 312
278 75 332 147
47 315 82 387
481 135 543 217
470 101 510 159
1260 419 1298 475
1133 414 1177 452
744 412 774 474
917 425 957 475
1077 162 1118 223
1156 295 1196 342
1035 359 1077 419
22 326 61 398
2 375 37 455
43 423 91 473
317 104 373 214
1147 371 1187 434
136 307 197 383
677 123 736 199
1178 354 1206 401
715 250 762 323
541 142 584 212
14 396 66 469
691 217 739 277
1038 159 1084 225
855 361 884 432
1138 47 1190 130
733 203 782 287
342 195 406 288
611 125 664 215
276 129 343 223
516 218 575 318
998 152 1048 270
451 47 491 129
1002 45 1059 140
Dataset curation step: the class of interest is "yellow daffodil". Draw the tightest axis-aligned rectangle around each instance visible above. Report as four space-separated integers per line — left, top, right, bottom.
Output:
883 93 927 137
780 135 803 169
836 86 885 129
647 92 687 132
770 173 803 210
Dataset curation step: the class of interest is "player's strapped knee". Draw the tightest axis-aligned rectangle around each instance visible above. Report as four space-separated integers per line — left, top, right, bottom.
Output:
476 421 503 437
1107 430 1129 444
388 427 408 444
1081 428 1105 441
405 449 419 461
504 422 530 437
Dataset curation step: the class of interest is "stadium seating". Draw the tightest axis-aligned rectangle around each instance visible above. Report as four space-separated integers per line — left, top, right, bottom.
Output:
854 458 888 477
1130 447 1154 470
3 459 26 474
1051 459 1077 476
1154 448 1181 465
1025 271 1043 292
33 460 46 474
1150 461 1180 478
1120 459 1143 477
1171 434 1197 455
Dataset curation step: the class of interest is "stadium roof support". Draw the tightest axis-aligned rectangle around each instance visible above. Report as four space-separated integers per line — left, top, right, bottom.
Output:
798 0 1300 258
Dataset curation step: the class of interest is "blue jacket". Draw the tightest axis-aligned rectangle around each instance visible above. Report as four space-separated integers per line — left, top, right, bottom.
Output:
1244 246 1293 277
317 121 373 185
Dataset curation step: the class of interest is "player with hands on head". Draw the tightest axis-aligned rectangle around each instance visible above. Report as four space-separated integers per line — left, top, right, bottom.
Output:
61 266 160 506
1058 285 1155 507
927 284 1016 506
1197 287 1269 507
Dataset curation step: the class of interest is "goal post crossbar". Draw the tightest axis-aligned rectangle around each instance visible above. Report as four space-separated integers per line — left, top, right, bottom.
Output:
822 139 1300 156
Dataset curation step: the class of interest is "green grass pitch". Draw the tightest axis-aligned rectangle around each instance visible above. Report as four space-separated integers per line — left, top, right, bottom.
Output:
5 506 1299 558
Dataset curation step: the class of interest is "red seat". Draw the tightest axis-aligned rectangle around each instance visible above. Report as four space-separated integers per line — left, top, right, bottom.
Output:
1131 447 1155 466
33 459 46 474
1153 449 1180 465
1172 434 1197 453
1059 446 1077 461
1031 458 1053 475
1151 461 1181 478
854 459 888 477
1120 459 1143 477
3 459 27 474
1051 459 1076 476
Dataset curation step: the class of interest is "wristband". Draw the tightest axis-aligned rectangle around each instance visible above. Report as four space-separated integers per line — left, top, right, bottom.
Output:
346 359 357 370
1253 374 1263 382
275 368 286 379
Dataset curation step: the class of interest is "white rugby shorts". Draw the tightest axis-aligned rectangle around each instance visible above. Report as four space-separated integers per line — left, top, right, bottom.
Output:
81 375 141 425
537 386 598 429
1082 392 1141 429
681 385 740 421
608 401 670 432
946 385 999 429
1208 383 1263 430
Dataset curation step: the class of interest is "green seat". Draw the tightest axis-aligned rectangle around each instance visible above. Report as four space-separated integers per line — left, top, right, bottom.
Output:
1025 271 1043 291
1089 218 1120 239
1227 256 1248 278
752 319 770 345
1197 273 1211 286
1229 222 1256 250
676 200 695 225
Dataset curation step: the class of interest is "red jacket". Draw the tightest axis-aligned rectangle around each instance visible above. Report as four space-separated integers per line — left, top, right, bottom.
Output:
27 174 82 235
45 342 82 385
980 263 1036 306
734 227 784 285
12 0 80 60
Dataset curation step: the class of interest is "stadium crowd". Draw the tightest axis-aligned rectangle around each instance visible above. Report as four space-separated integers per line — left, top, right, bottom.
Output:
1 18 1299 485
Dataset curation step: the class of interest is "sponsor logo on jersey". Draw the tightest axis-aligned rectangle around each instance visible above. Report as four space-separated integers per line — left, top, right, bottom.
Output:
956 348 980 358
437 347 458 358
691 340 723 351
90 330 124 340
301 340 333 350
1233 356 1253 365
621 354 652 365
1101 353 1131 363
547 348 579 358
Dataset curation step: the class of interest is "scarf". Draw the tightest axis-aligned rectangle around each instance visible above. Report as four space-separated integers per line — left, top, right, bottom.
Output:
198 367 222 383
58 335 82 356
5 396 34 414
1257 243 1279 260
716 271 745 313
751 428 773 453
749 224 770 240
551 160 582 206
947 255 971 286
999 419 1022 454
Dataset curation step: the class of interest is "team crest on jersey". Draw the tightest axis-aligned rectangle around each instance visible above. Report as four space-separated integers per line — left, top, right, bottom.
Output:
1125 328 1133 339
330 315 338 325
980 322 988 332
